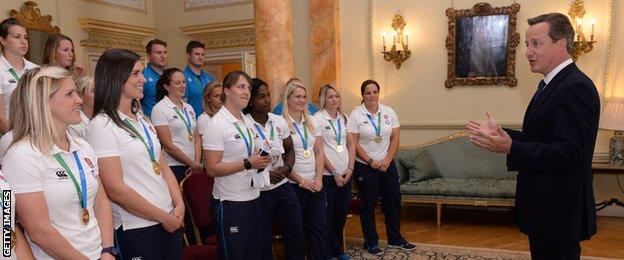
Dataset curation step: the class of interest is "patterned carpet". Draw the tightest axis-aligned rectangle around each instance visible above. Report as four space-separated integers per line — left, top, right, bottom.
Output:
344 239 615 260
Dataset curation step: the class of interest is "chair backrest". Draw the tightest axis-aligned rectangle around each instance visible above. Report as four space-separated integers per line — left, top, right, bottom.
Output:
181 173 215 229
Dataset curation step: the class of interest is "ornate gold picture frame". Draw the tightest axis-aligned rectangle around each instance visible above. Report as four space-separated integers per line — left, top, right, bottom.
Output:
445 2 521 88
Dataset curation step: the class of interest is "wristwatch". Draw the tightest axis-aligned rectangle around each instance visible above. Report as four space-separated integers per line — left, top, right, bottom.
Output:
243 158 252 170
284 163 293 174
101 246 117 257
331 171 339 177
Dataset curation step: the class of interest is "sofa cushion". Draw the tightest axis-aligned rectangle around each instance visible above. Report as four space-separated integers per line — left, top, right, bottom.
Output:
408 150 440 182
426 136 515 180
396 147 424 183
400 177 516 198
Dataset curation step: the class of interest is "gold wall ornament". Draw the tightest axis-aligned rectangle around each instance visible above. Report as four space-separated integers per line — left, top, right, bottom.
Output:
79 18 155 53
445 2 520 88
381 15 411 69
10 1 60 35
568 0 596 61
180 20 255 49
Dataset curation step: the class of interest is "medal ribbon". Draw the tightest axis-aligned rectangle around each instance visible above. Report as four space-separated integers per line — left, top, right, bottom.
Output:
53 151 88 210
292 121 309 150
173 107 193 138
123 119 158 165
253 121 274 142
327 118 342 145
366 112 381 136
233 122 253 157
8 68 20 81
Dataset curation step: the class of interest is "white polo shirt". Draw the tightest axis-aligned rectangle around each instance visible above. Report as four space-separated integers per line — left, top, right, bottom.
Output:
0 171 17 260
3 133 102 260
151 96 197 167
0 55 38 118
245 113 291 190
286 114 322 182
0 130 13 164
68 111 90 139
197 112 211 136
314 110 349 176
86 112 173 230
347 103 399 163
203 107 259 202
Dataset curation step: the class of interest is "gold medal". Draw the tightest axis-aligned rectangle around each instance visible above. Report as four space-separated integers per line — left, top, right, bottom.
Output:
336 145 344 153
374 135 382 143
81 208 90 225
302 150 312 158
10 229 16 249
188 133 193 142
153 161 161 175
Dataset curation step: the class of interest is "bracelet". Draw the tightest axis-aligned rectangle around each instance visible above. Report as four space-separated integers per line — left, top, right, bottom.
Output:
366 157 374 164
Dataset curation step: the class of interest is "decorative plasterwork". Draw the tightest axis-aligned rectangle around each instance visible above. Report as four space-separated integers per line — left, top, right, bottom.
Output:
10 1 60 34
184 0 251 11
79 18 155 53
80 0 147 13
400 121 521 130
180 20 254 49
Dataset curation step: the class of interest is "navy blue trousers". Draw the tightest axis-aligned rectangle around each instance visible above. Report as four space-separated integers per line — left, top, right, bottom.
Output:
214 198 262 260
115 224 182 260
354 161 405 249
170 165 188 183
529 236 581 260
291 183 327 260
323 176 351 257
259 183 305 260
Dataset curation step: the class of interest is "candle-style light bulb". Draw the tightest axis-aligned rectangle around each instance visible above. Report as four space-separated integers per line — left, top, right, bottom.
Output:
382 31 387 51
590 19 596 41
405 30 410 50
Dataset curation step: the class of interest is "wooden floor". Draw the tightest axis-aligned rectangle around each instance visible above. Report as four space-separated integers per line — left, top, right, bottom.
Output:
343 205 624 259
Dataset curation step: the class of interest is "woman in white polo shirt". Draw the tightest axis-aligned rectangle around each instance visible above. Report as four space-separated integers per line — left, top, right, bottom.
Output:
0 170 35 260
151 68 202 183
86 49 184 259
203 71 269 259
314 83 355 260
347 79 414 255
68 76 94 138
0 18 38 133
243 78 303 260
282 78 326 260
197 81 222 139
3 66 114 259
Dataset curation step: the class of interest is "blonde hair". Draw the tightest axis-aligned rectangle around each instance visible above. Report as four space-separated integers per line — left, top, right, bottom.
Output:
319 83 347 124
203 81 222 117
10 66 72 155
75 75 94 97
282 78 315 133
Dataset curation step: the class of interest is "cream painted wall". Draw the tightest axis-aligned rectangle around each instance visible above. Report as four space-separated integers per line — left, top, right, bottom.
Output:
1 0 155 73
152 1 253 70
340 0 615 151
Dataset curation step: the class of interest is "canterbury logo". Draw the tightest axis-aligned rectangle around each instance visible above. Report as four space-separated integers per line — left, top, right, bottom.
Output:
56 170 68 179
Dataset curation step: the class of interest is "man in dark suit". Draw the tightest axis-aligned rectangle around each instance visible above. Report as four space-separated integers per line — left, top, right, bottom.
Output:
467 13 599 260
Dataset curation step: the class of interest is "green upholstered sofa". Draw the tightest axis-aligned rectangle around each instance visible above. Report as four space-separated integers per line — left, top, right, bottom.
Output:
395 131 517 226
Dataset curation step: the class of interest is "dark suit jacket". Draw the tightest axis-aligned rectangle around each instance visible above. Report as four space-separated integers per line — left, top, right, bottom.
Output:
505 63 599 242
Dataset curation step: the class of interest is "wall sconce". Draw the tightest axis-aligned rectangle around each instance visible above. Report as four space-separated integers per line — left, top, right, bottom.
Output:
568 0 596 61
381 15 411 69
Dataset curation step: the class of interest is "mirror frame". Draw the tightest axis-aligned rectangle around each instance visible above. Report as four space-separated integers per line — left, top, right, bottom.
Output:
444 2 520 88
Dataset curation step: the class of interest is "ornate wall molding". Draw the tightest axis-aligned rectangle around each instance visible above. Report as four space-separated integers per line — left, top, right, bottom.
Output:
180 20 254 49
184 0 251 11
400 121 522 130
10 1 60 34
80 0 147 13
79 18 155 53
